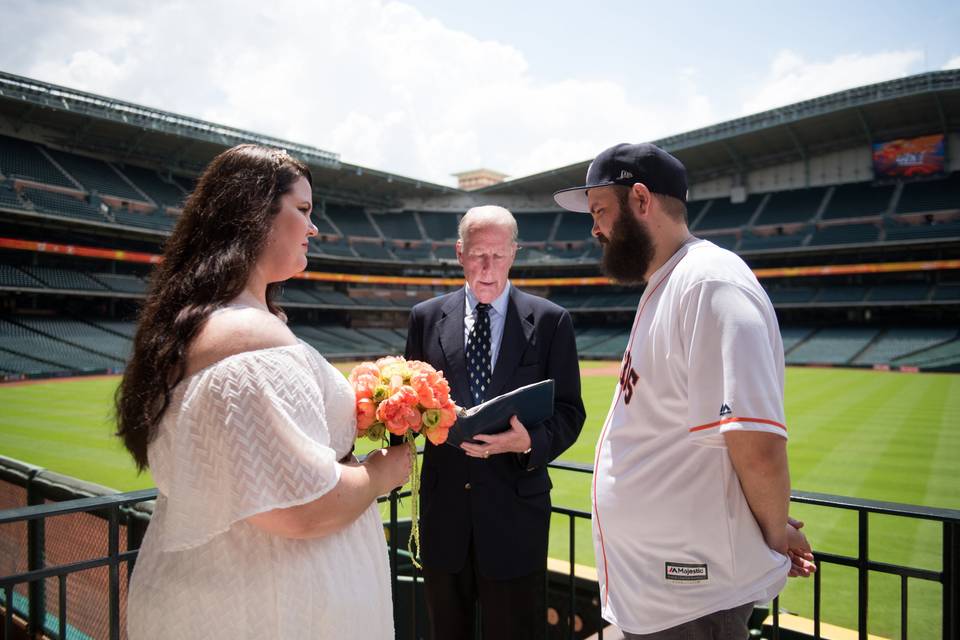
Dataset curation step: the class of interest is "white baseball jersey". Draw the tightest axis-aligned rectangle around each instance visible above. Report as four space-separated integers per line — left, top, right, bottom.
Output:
592 237 791 635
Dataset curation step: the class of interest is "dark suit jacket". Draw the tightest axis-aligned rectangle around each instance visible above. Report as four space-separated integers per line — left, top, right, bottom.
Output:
405 285 585 579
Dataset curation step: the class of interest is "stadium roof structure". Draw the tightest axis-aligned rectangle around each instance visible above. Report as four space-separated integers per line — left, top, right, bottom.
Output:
0 70 459 206
479 70 960 195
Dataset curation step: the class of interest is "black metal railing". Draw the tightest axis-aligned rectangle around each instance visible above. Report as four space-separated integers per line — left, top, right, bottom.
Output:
1 459 958 640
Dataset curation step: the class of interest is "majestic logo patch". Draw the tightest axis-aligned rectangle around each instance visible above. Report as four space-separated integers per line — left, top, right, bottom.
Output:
719 403 732 417
665 562 708 582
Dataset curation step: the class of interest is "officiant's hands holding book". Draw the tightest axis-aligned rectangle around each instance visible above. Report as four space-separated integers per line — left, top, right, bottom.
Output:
461 415 532 459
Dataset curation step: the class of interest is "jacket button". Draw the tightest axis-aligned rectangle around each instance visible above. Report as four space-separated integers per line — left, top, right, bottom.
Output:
464 483 472 490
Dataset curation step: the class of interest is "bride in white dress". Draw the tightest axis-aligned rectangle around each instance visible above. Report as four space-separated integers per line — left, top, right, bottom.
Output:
116 145 411 639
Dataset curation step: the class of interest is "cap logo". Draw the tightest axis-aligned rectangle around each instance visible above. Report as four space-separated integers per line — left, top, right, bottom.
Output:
617 169 634 180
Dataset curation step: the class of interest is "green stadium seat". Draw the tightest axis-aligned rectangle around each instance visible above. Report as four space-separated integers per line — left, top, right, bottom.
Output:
754 188 826 226
326 203 377 237
896 172 960 214
0 134 74 188
822 182 893 220
22 188 108 223
46 148 146 201
418 211 459 241
785 327 880 365
370 212 423 240
694 195 762 231
809 223 880 247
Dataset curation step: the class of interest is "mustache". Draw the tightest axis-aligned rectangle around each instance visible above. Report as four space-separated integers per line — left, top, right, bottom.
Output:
596 234 609 245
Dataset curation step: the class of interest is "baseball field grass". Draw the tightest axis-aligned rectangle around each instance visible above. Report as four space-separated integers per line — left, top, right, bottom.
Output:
1 365 957 637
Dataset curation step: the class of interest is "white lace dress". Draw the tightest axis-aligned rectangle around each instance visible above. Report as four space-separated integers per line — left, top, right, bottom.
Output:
127 343 393 639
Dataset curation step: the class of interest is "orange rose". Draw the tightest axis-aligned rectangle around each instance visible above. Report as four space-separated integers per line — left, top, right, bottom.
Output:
356 397 377 432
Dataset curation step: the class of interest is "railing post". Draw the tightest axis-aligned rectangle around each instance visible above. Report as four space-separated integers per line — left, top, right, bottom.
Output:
26 468 45 636
108 506 120 640
859 510 869 640
389 488 399 627
944 520 959 640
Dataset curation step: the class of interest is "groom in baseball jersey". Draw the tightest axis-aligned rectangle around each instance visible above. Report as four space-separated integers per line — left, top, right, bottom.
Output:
554 143 814 639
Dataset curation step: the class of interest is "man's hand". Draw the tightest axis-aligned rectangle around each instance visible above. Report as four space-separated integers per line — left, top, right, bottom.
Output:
786 516 816 578
461 415 531 459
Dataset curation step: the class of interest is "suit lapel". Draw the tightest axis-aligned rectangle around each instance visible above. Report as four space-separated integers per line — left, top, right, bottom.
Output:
489 287 535 398
437 288 472 408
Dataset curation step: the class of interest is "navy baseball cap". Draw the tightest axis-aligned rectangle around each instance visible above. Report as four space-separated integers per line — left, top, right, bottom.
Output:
553 142 688 213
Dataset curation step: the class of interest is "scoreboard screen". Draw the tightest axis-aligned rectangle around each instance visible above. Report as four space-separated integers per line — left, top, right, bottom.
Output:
872 134 946 179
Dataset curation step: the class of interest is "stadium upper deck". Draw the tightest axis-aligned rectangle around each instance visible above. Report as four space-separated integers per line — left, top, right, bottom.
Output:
0 69 958 374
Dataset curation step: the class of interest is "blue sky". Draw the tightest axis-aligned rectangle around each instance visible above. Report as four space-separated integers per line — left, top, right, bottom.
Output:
0 0 957 185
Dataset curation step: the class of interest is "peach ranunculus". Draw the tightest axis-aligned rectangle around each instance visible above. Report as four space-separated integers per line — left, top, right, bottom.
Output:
376 386 422 435
348 362 380 387
356 397 377 432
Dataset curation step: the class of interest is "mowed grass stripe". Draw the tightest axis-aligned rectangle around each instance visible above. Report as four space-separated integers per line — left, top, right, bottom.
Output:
0 367 957 638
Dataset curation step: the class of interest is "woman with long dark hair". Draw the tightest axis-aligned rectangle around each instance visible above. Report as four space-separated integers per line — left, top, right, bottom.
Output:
118 144 410 639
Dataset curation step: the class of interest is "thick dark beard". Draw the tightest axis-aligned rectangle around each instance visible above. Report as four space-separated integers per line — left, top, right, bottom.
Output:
599 194 654 285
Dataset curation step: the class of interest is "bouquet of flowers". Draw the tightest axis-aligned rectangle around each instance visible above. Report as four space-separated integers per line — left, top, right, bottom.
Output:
349 356 459 567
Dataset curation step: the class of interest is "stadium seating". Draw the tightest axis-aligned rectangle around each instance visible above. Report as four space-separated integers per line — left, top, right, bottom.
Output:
309 237 356 258
418 211 459 241
753 187 826 226
893 337 960 368
45 149 145 201
351 242 395 261
808 223 881 247
896 172 960 214
279 287 320 304
119 165 187 208
0 348 71 376
433 245 457 260
89 320 136 338
312 214 339 235
21 188 107 223
20 266 108 291
884 219 960 242
0 135 74 188
767 287 818 304
0 183 25 209
866 283 931 302
111 208 176 231
0 265 44 289
853 328 957 365
815 285 869 303
554 212 593 242
0 318 124 372
785 327 881 365
932 284 960 301
701 233 739 251
738 230 810 252
16 318 132 361
515 212 558 242
780 327 815 352
545 244 589 261
89 273 148 294
392 244 434 261
370 212 422 240
821 182 893 219
693 195 762 231
326 204 377 237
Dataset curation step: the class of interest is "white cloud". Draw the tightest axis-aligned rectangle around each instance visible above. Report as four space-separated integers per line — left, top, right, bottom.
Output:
742 50 924 115
943 56 960 70
0 0 717 186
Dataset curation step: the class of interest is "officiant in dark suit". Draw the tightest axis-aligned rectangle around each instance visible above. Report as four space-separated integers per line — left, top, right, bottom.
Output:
404 205 586 640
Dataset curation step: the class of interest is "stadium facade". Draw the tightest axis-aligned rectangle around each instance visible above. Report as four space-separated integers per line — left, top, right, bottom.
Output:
0 68 958 379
